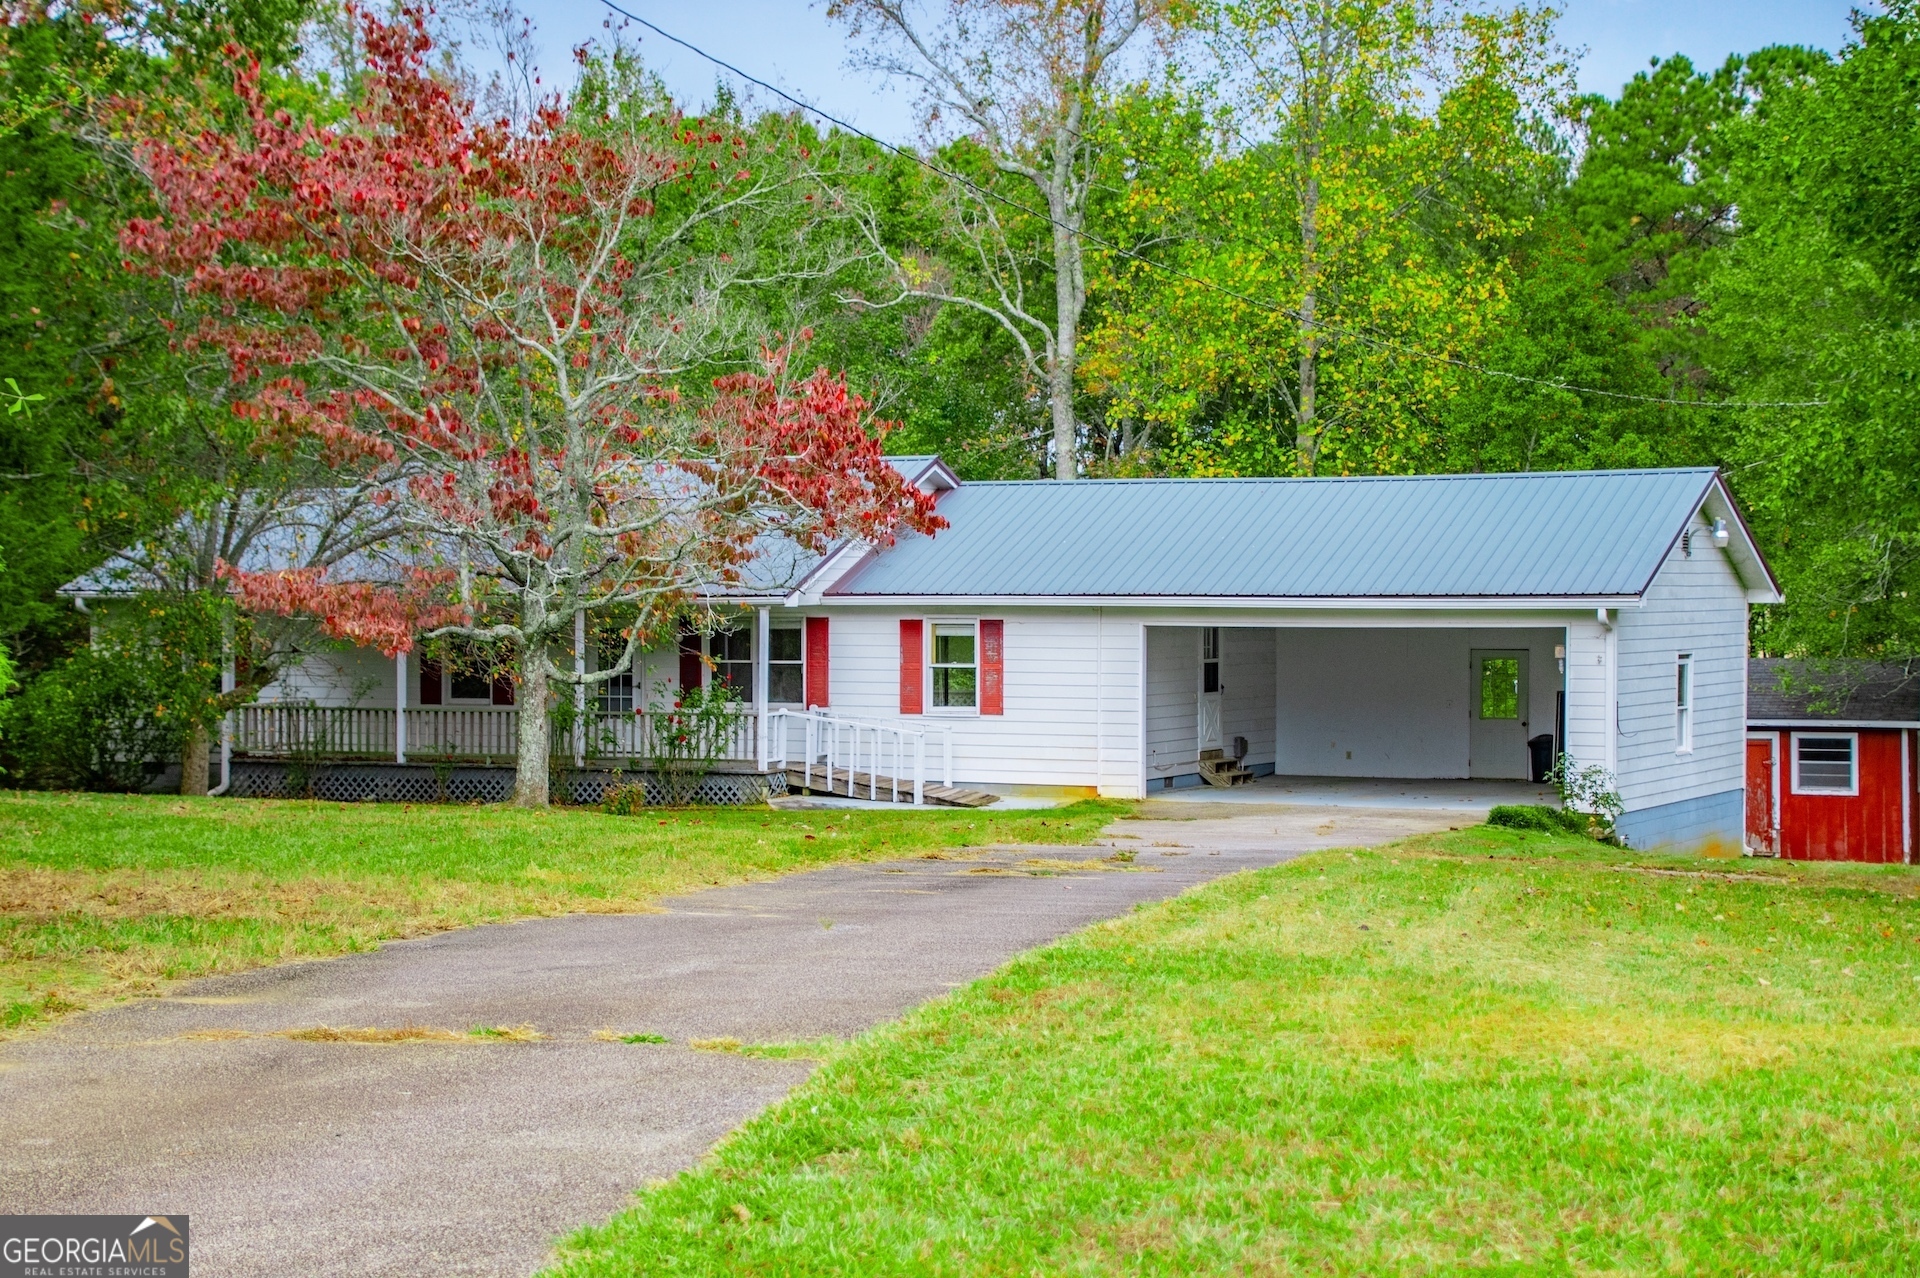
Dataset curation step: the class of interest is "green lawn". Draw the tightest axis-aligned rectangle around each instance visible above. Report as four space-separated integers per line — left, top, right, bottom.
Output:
0 791 1126 1033
551 826 1920 1276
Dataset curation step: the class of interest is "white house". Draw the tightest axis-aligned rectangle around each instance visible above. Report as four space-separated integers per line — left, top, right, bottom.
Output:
63 459 1779 850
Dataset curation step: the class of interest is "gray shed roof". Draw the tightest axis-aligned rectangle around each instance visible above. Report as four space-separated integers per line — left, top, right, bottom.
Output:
1749 658 1920 726
830 467 1748 600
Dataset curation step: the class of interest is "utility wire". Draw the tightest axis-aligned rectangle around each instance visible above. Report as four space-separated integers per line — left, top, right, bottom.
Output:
594 0 1830 411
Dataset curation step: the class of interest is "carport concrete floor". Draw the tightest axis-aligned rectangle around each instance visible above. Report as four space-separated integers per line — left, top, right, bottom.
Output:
1 804 1463 1278
1146 773 1557 812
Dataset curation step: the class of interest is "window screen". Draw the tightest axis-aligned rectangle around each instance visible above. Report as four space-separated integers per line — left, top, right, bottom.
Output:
932 623 977 708
768 627 804 704
1794 735 1855 793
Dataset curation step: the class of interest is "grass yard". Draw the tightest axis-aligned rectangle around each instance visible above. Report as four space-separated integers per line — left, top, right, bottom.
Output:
552 826 1920 1276
0 791 1126 1033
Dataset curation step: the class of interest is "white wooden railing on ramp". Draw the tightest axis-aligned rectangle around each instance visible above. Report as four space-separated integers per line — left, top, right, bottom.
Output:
763 708 952 805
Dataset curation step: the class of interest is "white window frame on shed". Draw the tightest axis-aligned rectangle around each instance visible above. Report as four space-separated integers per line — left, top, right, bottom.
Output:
1674 653 1693 754
1790 731 1859 796
927 618 980 716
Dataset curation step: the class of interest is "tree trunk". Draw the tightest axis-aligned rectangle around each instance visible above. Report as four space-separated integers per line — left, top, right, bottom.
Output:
180 724 211 797
1295 168 1321 475
513 655 550 806
1049 254 1079 480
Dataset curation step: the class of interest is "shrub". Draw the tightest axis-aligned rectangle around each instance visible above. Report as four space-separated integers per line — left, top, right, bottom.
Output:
1487 804 1588 835
602 781 648 816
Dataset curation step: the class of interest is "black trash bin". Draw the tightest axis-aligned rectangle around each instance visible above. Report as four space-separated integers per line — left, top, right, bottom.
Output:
1527 734 1555 784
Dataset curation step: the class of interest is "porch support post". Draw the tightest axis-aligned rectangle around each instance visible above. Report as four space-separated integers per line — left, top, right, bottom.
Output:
755 605 770 771
573 611 587 768
394 650 407 764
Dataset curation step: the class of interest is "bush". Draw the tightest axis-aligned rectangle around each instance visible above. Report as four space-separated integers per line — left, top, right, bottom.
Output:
1487 804 1589 836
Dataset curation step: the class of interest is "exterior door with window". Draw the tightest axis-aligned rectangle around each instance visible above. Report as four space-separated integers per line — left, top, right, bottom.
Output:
1198 627 1223 752
1469 649 1529 779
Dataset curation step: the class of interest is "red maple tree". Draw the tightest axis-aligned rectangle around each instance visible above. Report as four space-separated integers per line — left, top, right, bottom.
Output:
119 8 941 803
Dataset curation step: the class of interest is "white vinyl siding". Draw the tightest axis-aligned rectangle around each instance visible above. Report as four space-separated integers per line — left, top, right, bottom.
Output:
1610 510 1749 813
799 608 1143 795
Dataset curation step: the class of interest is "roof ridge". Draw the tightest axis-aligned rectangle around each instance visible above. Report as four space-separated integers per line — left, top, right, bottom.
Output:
955 467 1720 488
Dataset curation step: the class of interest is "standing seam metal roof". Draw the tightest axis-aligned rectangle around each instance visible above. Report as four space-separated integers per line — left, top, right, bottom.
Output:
829 468 1725 599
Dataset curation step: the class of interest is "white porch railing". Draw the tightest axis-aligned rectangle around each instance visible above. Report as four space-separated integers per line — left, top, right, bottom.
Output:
231 703 759 764
764 708 952 805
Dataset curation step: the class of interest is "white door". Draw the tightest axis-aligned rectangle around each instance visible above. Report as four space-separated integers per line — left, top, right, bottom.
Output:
1198 627 1223 752
1469 649 1530 779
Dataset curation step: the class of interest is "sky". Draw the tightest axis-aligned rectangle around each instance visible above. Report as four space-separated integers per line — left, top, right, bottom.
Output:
505 0 1869 141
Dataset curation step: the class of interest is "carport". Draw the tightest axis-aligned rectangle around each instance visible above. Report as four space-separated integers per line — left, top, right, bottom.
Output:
1144 623 1567 793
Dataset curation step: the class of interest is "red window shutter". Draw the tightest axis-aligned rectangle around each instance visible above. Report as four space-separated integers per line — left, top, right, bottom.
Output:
981 619 1005 715
679 630 703 693
899 619 924 714
805 616 830 709
491 672 515 706
418 660 444 705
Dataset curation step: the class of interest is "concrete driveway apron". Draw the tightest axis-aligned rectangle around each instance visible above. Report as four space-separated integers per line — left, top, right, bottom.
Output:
0 803 1466 1276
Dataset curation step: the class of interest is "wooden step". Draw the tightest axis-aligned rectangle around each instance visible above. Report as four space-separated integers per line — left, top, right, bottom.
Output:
781 766 999 808
1197 755 1254 789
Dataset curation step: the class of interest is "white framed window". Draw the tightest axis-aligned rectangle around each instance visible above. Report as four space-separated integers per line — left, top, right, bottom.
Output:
712 627 753 694
1791 732 1858 796
930 621 978 711
595 636 634 713
1674 653 1693 753
767 626 804 704
1202 626 1221 694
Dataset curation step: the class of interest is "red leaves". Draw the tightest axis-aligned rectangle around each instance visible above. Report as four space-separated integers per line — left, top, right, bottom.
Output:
705 348 945 550
219 562 467 657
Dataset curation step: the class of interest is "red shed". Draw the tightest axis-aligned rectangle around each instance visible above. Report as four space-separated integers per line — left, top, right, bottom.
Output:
1747 659 1918 863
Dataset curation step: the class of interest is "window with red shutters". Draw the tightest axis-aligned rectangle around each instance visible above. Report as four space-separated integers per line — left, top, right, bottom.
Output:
980 619 1004 715
900 619 924 714
805 616 830 708
418 660 444 705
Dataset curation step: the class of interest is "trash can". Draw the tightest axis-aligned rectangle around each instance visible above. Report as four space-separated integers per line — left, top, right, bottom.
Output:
1528 734 1555 785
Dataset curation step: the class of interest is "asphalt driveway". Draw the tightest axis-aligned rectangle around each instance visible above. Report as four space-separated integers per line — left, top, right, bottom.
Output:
0 803 1466 1276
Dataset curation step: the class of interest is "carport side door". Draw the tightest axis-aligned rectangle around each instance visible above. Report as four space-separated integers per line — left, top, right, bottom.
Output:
1198 627 1223 752
1746 735 1778 855
1468 649 1530 780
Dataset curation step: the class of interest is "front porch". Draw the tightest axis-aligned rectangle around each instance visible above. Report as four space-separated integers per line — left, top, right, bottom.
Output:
229 703 762 766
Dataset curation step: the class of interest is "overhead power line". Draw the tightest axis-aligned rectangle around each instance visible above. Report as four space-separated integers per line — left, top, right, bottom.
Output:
593 0 1830 412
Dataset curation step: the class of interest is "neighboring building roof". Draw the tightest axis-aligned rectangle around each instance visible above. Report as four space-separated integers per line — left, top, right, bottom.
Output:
828 467 1770 601
1749 658 1920 727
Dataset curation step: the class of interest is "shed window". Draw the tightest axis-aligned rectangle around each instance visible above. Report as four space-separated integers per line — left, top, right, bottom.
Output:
769 627 804 704
931 623 977 709
1675 654 1693 752
1792 733 1857 795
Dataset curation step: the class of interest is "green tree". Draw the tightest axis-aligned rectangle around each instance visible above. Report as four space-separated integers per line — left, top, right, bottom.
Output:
1085 0 1567 475
1706 7 1920 661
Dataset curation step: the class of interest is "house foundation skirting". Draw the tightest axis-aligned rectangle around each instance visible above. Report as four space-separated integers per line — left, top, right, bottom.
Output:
224 759 786 806
1613 788 1743 854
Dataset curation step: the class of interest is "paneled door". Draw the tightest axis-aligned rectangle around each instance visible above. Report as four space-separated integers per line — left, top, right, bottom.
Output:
1745 735 1777 854
1468 649 1530 779
1197 627 1223 753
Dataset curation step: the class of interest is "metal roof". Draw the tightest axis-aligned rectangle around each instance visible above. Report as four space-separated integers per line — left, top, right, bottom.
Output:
1749 658 1920 726
830 467 1736 600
